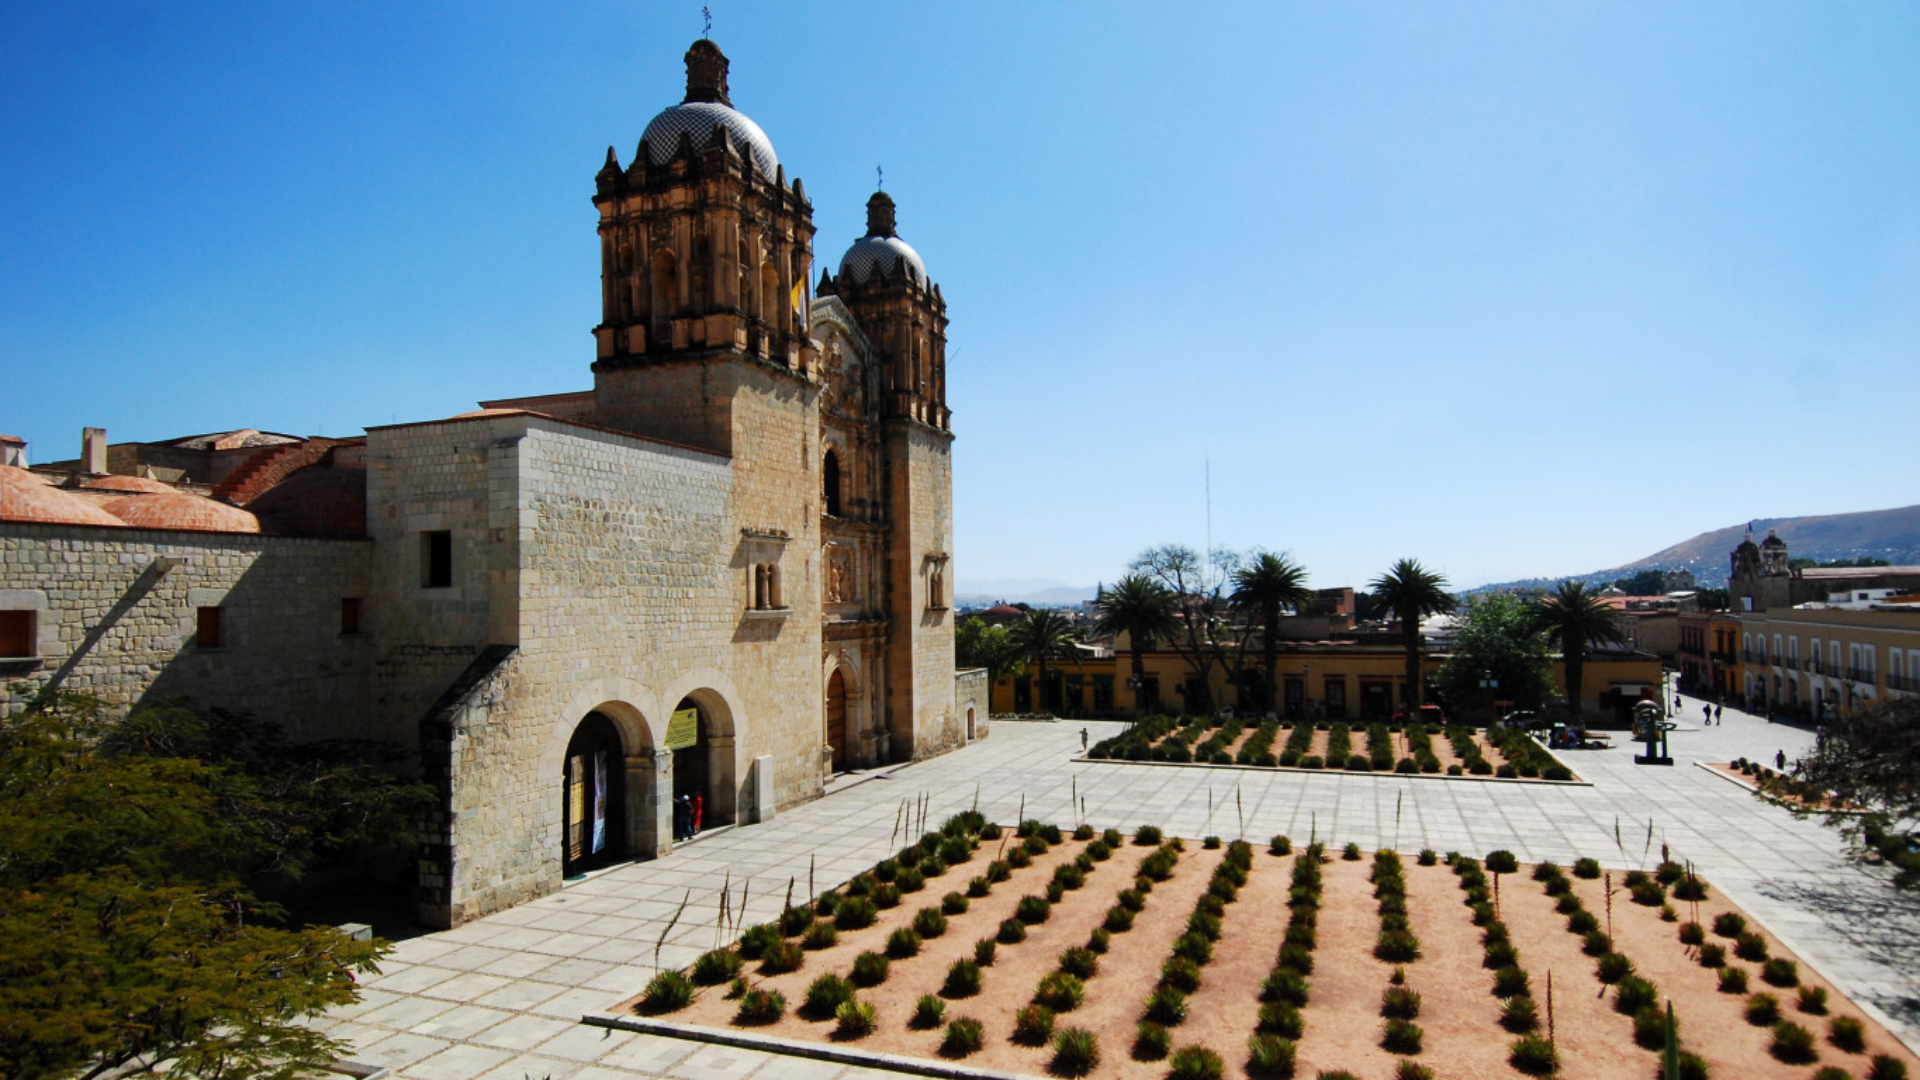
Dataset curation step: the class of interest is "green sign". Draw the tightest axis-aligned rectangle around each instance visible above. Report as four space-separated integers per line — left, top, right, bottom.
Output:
666 707 700 750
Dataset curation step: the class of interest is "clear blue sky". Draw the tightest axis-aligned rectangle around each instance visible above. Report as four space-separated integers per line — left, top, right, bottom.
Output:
4 3 1916 590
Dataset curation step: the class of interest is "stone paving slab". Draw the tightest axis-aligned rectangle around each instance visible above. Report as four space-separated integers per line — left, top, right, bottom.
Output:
332 692 1920 1078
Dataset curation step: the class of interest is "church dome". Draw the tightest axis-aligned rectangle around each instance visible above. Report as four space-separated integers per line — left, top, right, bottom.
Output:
0 466 126 527
1761 529 1787 549
838 192 928 288
98 492 261 534
640 40 779 178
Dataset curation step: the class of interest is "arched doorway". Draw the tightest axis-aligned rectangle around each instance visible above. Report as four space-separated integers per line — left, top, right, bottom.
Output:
826 669 849 772
966 705 976 740
562 712 624 878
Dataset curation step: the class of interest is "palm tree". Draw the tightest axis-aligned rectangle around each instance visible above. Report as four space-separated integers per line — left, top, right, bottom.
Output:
1536 580 1626 721
1370 558 1457 714
1010 609 1079 714
1230 553 1312 714
1092 574 1178 715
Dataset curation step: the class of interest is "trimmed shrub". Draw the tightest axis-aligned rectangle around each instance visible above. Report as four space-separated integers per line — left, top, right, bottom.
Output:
1830 1015 1867 1054
1771 1021 1820 1064
1257 1002 1305 1039
1013 1003 1055 1046
1172 932 1213 965
738 923 780 959
1034 971 1086 1012
999 918 1028 944
1395 1060 1434 1080
780 904 816 936
1167 1046 1225 1080
975 937 997 966
942 891 970 915
1568 910 1600 935
834 896 878 931
910 993 945 1029
1762 958 1801 987
1598 952 1636 985
885 927 921 959
735 987 786 1025
639 970 695 1014
1051 1027 1100 1077
1713 912 1748 938
1613 975 1659 1015
1509 1035 1559 1076
1382 985 1422 1020
1417 848 1438 866
1343 842 1363 861
801 973 855 1019
985 858 1012 882
1746 992 1782 1026
1719 967 1750 994
834 998 877 1039
691 949 743 986
943 958 983 998
1247 1033 1297 1079
1017 895 1053 924
760 940 805 975
1007 847 1033 869
940 1016 985 1057
1087 928 1111 954
1135 824 1164 845
1262 968 1311 1007
1869 1055 1910 1080
1134 1021 1173 1061
1674 876 1709 902
1144 985 1189 1025
1735 932 1770 962
1059 946 1098 979
1573 857 1602 878
1583 930 1613 957
1697 943 1726 969
1493 965 1531 998
1679 921 1706 946
872 882 903 909
1632 1005 1673 1050
1486 850 1519 874
1377 930 1421 963
913 907 949 938
1271 834 1293 855
897 866 926 893
1674 1052 1712 1080
802 921 838 950
1798 986 1830 1015
1382 1019 1424 1055
850 950 889 987
1104 906 1135 933
1500 995 1539 1033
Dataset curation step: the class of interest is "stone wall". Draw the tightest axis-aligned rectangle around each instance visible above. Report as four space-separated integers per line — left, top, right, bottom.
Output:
0 523 371 739
885 422 958 758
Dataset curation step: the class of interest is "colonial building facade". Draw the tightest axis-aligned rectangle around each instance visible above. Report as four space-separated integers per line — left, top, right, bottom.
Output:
0 38 976 927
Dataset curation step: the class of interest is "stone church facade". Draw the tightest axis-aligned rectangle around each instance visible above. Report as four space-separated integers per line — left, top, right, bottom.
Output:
0 38 969 927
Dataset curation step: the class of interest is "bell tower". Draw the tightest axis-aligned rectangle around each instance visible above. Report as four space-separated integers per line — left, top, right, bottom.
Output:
589 38 817 452
820 192 950 432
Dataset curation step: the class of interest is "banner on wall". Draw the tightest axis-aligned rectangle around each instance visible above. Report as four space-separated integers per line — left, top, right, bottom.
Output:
591 750 607 854
666 707 700 750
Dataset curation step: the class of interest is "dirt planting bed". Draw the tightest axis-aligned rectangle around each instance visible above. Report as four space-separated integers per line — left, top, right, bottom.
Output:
1086 717 1582 783
620 816 1914 1079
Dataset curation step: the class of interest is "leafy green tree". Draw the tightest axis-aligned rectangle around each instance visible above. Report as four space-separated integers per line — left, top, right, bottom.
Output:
0 694 389 1079
1693 586 1730 611
1229 552 1311 714
956 616 1022 688
1536 580 1626 719
1433 594 1554 720
1610 569 1668 597
1091 574 1177 715
1370 558 1457 711
1009 609 1079 713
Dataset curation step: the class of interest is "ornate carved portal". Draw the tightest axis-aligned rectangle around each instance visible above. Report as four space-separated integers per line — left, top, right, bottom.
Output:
826 668 848 772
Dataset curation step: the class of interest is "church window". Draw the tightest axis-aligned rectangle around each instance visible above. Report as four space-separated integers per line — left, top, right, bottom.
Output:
650 250 678 320
340 597 362 636
753 561 784 610
196 606 223 649
925 555 949 610
759 261 780 329
422 530 453 589
0 609 34 657
823 449 842 517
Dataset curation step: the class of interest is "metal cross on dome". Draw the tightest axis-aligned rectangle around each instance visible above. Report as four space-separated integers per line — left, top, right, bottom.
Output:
701 6 711 38
876 165 883 190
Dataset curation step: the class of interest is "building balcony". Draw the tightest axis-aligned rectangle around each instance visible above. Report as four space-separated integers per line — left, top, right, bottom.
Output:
1847 667 1877 684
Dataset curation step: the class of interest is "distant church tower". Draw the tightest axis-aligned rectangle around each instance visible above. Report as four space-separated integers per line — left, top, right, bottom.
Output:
821 192 955 755
589 38 817 452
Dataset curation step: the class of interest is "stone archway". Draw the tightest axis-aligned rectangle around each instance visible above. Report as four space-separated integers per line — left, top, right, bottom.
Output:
561 711 625 878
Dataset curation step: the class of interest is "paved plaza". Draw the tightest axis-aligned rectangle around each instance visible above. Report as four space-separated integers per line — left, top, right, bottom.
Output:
317 693 1920 1078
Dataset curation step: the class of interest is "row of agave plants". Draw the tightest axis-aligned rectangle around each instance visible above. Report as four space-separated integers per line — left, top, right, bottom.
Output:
1090 714 1576 781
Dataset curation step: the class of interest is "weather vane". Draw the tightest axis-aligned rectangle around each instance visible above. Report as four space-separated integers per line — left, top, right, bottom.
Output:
702 6 711 38
876 165 884 191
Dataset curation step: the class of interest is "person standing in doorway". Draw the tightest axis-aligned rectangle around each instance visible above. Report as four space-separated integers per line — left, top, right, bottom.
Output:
692 793 704 835
674 795 691 841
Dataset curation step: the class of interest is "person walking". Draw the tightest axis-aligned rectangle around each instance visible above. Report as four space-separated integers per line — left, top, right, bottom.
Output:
1703 702 1712 725
1775 748 1786 771
1080 727 1089 751
1713 703 1723 724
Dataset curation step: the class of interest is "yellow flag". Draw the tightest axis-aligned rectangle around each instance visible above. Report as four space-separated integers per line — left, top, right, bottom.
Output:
790 279 804 315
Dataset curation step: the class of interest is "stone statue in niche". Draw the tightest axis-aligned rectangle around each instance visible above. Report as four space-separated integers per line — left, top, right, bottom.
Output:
826 544 853 603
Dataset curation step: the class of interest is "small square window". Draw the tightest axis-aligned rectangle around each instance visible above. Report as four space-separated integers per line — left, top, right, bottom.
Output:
0 610 34 658
422 531 453 588
196 607 223 649
340 597 362 636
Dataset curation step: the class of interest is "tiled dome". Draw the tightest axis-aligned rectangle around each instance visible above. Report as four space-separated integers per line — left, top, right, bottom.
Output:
838 191 928 288
82 475 177 494
641 101 778 177
98 492 261 533
0 466 127 526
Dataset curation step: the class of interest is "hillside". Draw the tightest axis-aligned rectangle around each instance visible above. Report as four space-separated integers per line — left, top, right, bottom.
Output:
1479 504 1920 592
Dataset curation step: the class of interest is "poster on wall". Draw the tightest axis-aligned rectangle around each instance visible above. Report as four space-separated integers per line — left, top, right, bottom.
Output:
591 750 607 854
666 707 700 750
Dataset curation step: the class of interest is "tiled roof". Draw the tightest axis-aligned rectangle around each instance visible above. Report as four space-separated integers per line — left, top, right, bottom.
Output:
97 492 261 533
0 466 127 526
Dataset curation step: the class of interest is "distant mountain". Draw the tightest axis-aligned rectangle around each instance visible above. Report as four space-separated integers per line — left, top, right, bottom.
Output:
1476 504 1920 592
955 577 1098 608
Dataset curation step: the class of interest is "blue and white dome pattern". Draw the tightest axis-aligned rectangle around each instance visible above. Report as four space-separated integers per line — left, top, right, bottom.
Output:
641 102 779 176
839 235 928 288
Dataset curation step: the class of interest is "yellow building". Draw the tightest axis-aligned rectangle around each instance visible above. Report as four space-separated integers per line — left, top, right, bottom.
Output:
1734 606 1920 721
